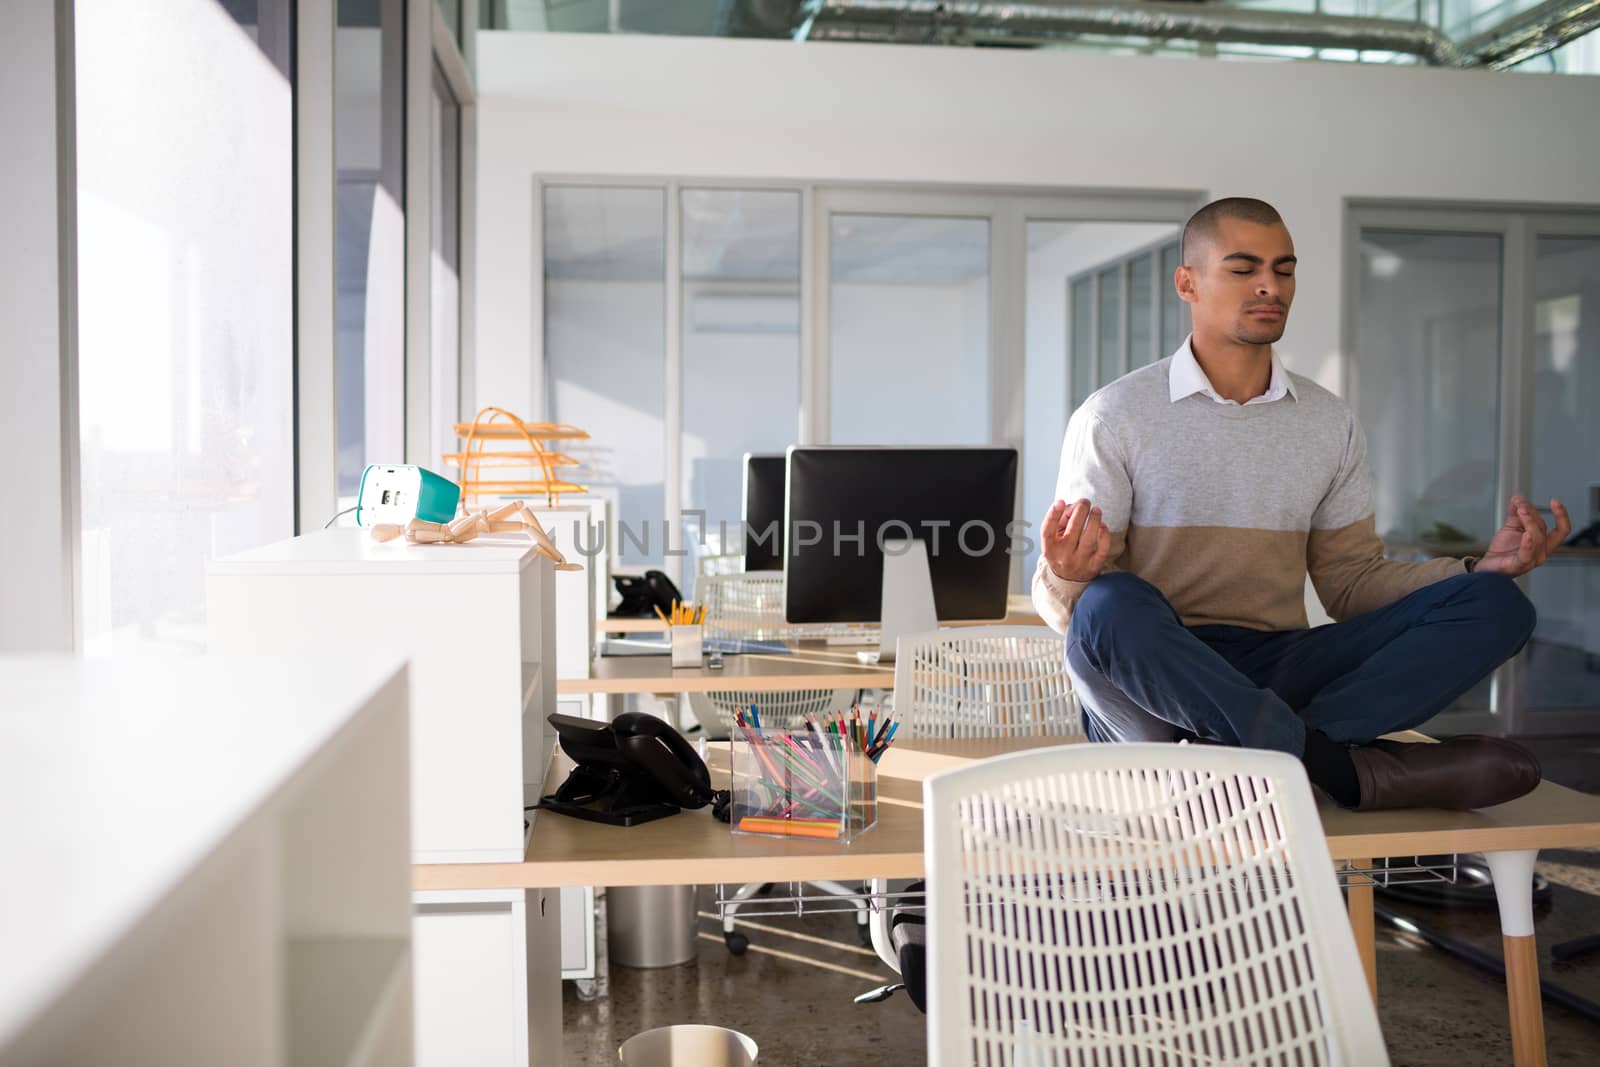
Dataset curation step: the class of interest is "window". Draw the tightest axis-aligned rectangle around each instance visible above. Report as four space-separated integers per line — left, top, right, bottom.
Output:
1525 235 1600 715
335 0 405 498
1064 231 1187 410
828 214 991 446
76 0 294 652
1024 222 1184 584
1356 231 1502 554
680 189 802 582
1352 208 1600 728
430 62 462 468
534 182 1192 588
543 186 668 568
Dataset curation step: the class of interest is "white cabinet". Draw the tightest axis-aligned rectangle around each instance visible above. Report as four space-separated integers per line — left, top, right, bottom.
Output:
413 888 562 1067
531 503 603 684
208 529 554 865
0 655 413 1067
207 529 562 1067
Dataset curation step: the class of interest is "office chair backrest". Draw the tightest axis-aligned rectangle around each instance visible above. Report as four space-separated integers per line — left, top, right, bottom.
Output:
892 626 1080 740
699 572 786 645
922 743 1389 1067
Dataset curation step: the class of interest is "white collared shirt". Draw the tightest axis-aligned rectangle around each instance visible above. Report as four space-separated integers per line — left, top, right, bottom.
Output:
1168 335 1297 407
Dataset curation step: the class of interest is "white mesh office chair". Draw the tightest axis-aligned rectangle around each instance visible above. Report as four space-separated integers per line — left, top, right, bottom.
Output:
863 626 1081 994
688 572 871 953
890 625 1081 740
686 573 856 738
695 551 745 579
923 743 1389 1066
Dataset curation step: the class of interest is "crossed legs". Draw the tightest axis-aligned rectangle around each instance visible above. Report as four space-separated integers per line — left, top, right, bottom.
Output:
1064 571 1540 808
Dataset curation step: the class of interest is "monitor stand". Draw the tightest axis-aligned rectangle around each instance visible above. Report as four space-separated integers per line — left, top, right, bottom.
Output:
856 538 938 665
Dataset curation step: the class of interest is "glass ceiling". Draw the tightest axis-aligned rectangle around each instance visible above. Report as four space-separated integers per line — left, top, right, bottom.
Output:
482 0 1598 75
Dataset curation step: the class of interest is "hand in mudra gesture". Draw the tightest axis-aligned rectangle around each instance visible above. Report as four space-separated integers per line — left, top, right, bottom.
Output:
1042 498 1114 583
1475 495 1571 578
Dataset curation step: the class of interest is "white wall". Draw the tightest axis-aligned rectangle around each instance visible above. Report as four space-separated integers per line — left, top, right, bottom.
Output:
474 31 1600 422
0 1 76 652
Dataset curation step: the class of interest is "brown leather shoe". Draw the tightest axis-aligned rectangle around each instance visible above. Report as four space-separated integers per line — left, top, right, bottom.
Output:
1351 735 1541 811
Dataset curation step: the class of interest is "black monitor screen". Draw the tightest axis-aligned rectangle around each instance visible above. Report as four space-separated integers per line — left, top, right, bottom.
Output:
742 453 786 571
784 447 1018 624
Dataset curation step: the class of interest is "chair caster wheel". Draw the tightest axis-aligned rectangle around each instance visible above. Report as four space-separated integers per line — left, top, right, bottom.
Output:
857 923 874 947
724 931 749 956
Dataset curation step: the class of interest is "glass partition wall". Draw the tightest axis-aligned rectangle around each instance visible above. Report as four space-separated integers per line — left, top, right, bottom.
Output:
538 182 1197 589
1351 207 1600 734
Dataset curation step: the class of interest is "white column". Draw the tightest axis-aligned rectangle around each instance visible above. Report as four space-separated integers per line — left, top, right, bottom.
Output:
0 0 79 652
404 0 435 466
297 0 339 531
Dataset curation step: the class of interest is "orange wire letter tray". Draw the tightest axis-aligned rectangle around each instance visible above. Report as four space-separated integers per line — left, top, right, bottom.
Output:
443 406 590 508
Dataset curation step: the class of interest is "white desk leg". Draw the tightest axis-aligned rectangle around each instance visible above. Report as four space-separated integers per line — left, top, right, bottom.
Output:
1484 849 1546 1067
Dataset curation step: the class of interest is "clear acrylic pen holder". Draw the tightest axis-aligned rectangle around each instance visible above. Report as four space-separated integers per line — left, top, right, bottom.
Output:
729 731 878 843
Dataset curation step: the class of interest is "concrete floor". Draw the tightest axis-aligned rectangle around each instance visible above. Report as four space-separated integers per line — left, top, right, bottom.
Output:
565 736 1600 1066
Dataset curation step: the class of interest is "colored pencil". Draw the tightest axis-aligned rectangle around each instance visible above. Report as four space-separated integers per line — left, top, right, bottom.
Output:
736 712 789 791
738 816 842 839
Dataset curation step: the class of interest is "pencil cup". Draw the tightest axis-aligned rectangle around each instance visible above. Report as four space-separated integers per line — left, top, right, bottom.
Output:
729 730 878 843
670 624 703 668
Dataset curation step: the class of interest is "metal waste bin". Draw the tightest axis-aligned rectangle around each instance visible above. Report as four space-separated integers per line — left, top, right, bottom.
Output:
618 1025 758 1066
607 884 697 968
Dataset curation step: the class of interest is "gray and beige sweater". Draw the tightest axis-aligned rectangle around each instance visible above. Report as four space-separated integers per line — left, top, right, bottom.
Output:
1032 349 1466 635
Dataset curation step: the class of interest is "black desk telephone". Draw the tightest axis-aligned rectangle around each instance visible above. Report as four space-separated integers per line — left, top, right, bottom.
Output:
610 570 683 618
540 712 715 827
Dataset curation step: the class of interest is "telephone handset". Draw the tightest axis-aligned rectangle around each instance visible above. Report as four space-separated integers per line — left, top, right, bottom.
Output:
541 711 713 827
614 712 713 808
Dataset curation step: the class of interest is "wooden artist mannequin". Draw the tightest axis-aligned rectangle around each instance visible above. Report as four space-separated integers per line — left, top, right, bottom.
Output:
370 501 585 571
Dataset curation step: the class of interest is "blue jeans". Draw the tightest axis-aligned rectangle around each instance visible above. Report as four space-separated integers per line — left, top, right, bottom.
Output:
1064 571 1537 755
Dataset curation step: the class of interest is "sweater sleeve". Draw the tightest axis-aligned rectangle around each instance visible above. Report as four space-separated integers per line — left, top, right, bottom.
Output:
1030 409 1132 635
1306 414 1466 621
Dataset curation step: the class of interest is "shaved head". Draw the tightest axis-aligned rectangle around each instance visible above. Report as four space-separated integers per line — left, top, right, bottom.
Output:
1182 198 1285 266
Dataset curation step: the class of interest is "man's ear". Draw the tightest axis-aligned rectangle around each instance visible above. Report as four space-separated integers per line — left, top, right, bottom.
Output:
1174 264 1199 306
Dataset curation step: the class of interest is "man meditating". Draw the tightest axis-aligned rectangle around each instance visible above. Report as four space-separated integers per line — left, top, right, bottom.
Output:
1033 197 1571 811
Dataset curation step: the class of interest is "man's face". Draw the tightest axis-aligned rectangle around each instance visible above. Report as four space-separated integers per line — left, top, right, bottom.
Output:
1177 218 1297 347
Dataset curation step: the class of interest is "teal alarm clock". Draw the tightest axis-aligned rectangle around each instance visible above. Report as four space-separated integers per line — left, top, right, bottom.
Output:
355 464 462 527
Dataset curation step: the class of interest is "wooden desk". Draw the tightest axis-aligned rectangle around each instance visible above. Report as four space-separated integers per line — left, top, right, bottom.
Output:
418 735 1600 1067
558 639 895 695
597 593 1044 635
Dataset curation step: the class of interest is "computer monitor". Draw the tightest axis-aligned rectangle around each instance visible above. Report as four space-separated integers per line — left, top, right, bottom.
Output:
783 446 1018 625
741 453 787 571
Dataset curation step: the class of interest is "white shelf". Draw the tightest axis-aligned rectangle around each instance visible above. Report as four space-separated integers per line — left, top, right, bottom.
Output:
286 937 410 1067
0 655 414 1066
